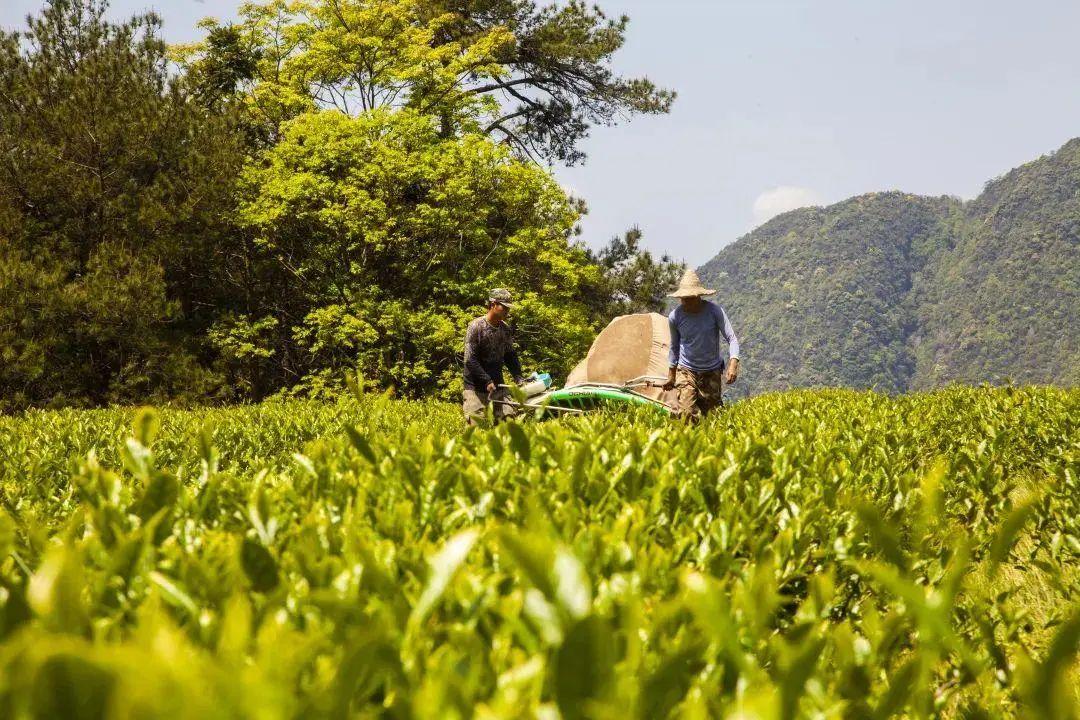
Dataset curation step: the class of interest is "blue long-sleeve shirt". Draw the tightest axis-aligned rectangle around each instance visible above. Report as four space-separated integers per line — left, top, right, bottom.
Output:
668 301 740 372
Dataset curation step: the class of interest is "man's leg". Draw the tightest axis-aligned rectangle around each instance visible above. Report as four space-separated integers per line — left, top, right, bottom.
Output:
673 368 703 423
490 388 520 423
697 368 725 416
462 388 491 426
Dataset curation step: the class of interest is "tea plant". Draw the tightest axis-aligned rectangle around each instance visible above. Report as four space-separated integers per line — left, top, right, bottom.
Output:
0 386 1077 718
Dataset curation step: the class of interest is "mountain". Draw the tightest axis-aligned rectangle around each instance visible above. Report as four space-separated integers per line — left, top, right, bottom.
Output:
911 139 1080 389
698 138 1080 395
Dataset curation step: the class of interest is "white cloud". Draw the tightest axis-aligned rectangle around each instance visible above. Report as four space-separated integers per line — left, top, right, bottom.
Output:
752 186 823 225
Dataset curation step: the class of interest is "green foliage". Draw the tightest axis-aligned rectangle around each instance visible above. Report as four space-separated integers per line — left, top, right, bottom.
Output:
232 107 601 397
0 0 677 410
0 387 1077 717
0 0 246 410
584 226 685 318
178 0 675 164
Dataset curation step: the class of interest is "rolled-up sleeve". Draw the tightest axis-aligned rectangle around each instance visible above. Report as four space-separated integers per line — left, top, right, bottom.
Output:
668 314 681 367
719 306 740 360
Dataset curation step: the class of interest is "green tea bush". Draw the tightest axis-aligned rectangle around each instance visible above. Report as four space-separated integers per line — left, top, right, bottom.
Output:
0 387 1077 718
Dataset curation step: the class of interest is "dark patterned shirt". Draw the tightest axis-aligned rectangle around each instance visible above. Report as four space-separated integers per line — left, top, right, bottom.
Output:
463 316 522 390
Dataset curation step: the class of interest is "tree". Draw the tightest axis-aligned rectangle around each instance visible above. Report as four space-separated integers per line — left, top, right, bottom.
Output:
179 0 674 164
433 0 675 164
584 227 684 318
227 108 602 397
0 0 244 409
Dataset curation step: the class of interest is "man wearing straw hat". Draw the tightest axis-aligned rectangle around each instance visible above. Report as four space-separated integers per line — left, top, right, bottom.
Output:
662 269 740 421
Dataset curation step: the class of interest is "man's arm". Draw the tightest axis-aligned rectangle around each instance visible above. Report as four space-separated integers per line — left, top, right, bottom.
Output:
664 314 680 390
464 323 495 391
719 306 740 360
718 306 740 383
504 338 524 384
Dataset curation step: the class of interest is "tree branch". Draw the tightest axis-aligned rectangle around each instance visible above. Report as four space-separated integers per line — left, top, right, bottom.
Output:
467 76 546 95
487 122 539 164
484 107 531 133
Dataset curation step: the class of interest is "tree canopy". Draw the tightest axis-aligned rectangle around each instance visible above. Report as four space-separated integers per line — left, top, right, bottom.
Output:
224 107 603 398
178 0 674 164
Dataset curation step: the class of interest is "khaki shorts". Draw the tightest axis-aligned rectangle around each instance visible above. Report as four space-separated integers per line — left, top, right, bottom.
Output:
462 387 519 425
673 367 724 421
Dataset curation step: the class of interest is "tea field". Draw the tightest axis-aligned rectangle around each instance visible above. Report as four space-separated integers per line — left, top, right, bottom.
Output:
0 386 1077 719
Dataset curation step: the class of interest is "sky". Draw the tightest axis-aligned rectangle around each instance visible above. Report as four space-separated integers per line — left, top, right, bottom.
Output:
4 0 1080 265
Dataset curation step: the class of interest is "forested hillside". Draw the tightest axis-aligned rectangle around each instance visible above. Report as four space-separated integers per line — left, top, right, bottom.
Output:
698 193 960 394
699 139 1080 395
912 138 1080 388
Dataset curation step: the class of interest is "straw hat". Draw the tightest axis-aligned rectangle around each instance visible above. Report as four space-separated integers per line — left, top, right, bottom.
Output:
667 268 715 298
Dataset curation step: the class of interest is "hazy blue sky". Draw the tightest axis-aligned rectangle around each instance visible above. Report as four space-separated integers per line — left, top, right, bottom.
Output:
4 0 1080 264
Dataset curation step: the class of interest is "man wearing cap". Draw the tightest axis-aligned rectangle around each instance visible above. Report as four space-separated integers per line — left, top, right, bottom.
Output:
662 269 740 421
462 289 525 425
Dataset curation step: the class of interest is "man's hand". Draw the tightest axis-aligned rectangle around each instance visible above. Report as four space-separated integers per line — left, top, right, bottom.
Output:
662 367 677 391
486 381 497 394
725 359 739 385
